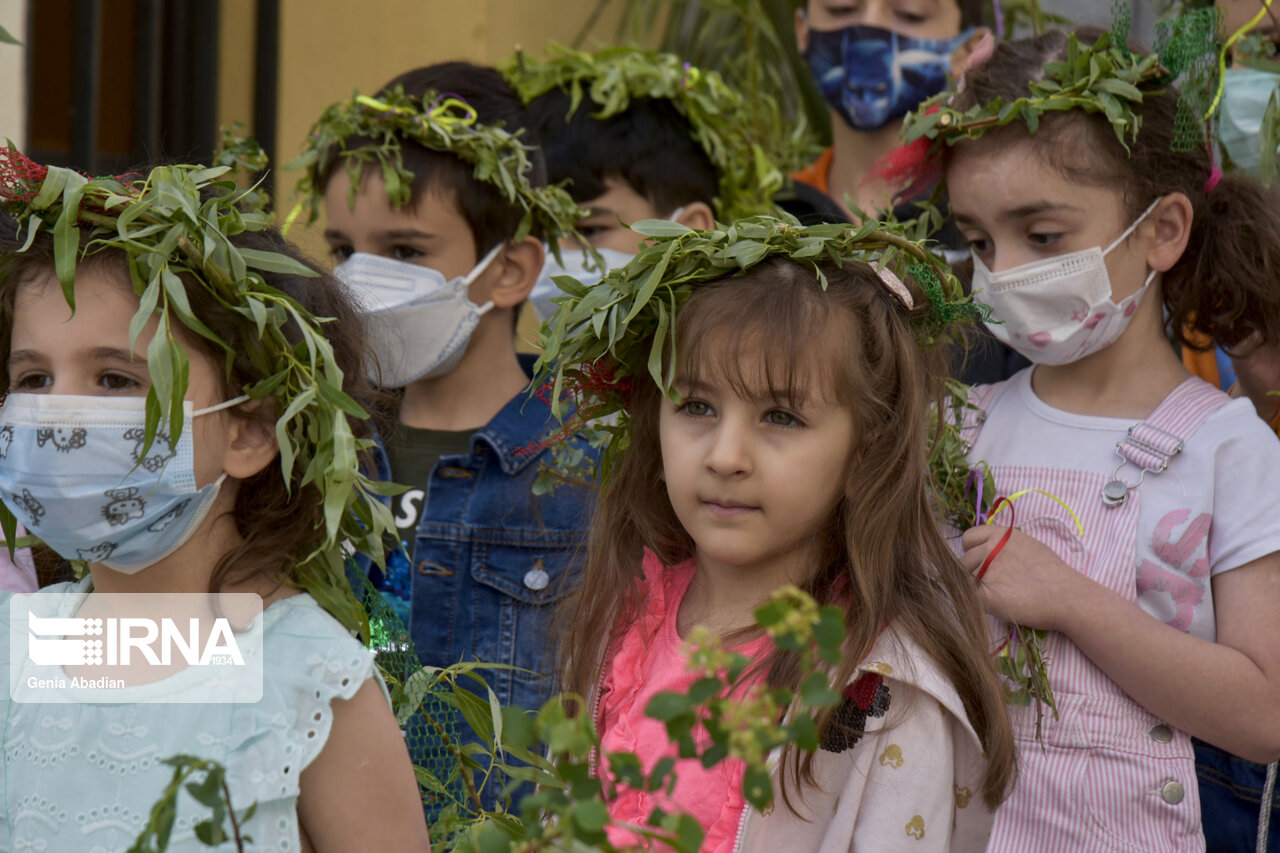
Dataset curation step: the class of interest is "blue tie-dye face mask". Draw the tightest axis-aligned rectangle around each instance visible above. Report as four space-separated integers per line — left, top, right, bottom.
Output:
804 23 973 131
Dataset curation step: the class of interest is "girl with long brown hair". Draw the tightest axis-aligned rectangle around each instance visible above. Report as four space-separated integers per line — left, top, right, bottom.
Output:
546 222 1016 851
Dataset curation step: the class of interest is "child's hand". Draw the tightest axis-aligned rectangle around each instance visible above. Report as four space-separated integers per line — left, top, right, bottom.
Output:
960 525 1086 631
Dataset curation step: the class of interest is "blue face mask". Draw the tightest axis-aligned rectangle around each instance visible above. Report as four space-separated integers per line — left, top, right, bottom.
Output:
804 22 973 131
0 393 247 572
1219 66 1280 177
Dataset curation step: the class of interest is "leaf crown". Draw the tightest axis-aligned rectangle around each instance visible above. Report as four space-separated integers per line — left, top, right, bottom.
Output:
0 146 393 633
902 11 1223 154
289 86 584 244
503 44 785 221
530 216 985 479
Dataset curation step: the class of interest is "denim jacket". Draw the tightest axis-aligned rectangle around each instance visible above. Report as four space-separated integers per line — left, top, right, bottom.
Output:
373 357 597 715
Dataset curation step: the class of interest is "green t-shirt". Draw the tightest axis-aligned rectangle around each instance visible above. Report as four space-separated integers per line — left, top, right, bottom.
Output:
383 424 474 561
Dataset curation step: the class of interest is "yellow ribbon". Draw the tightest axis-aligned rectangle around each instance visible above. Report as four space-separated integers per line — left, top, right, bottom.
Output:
354 94 478 129
1206 0 1275 120
985 488 1085 537
280 200 304 239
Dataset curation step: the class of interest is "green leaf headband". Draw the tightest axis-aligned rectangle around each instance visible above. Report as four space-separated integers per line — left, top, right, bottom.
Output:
503 44 785 221
902 11 1223 155
530 216 985 477
0 146 394 634
288 87 585 244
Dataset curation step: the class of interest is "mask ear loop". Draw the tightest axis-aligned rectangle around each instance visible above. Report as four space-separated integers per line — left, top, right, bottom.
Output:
463 243 507 316
1102 195 1165 256
193 394 252 417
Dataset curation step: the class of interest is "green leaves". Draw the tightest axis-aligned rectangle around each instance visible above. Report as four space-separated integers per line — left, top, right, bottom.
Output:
902 30 1181 153
2 154 389 635
503 44 790 221
289 86 586 247
532 215 979 473
128 756 256 852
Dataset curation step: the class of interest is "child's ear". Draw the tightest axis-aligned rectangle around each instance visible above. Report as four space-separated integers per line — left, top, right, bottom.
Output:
795 7 810 54
673 202 715 232
486 237 544 309
1145 192 1193 274
224 401 280 481
950 28 994 81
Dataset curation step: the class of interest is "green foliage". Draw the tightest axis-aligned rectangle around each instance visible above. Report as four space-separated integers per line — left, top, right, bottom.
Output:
588 0 827 163
531 215 985 483
213 123 271 213
1260 87 1280 186
129 756 256 852
0 24 19 46
288 87 584 247
504 43 788 220
0 152 392 634
904 30 1172 153
422 585 846 852
932 381 1057 735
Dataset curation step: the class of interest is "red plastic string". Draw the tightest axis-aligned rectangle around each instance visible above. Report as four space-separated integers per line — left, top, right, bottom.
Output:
974 496 1014 586
991 623 1016 658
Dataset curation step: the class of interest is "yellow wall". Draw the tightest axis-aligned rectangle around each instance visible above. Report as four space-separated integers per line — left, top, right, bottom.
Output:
269 0 621 260
216 1 623 349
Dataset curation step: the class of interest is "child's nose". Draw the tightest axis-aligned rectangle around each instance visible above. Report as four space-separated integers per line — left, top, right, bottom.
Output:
704 419 753 477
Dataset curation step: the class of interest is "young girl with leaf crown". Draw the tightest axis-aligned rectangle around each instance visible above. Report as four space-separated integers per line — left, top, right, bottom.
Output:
901 18 1280 851
0 150 429 851
541 218 1016 851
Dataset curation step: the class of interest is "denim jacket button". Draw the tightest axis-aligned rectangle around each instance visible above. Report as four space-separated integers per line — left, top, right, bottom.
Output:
523 567 550 591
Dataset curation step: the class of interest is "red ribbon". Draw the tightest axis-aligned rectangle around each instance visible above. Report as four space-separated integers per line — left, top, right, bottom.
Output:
974 496 1014 586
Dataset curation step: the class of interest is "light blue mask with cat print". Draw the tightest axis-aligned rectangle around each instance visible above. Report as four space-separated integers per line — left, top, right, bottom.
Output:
0 393 247 572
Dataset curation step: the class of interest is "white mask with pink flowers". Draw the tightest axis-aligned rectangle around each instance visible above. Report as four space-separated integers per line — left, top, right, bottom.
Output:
973 196 1163 365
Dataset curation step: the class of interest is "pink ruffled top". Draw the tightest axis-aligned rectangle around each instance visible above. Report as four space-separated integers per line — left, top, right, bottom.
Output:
599 551 771 852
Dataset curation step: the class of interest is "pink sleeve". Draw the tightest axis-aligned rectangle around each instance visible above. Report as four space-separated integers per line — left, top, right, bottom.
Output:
0 525 37 593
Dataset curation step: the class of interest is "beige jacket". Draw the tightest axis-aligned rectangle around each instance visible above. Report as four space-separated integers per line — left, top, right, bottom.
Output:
735 627 996 853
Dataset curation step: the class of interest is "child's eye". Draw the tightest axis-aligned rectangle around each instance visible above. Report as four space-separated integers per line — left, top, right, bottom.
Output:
678 399 713 418
391 245 424 262
10 373 50 391
100 372 142 392
764 410 802 428
329 244 354 263
965 235 993 256
1028 232 1062 248
577 225 608 239
894 9 927 24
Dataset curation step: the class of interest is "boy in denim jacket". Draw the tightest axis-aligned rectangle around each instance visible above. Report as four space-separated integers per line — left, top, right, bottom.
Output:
301 61 594 720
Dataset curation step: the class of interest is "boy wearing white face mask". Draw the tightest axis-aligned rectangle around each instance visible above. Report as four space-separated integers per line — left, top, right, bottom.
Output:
903 24 1280 851
298 63 597 740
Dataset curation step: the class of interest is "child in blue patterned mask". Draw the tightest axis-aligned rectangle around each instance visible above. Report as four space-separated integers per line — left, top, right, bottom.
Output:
0 153 429 852
793 0 989 219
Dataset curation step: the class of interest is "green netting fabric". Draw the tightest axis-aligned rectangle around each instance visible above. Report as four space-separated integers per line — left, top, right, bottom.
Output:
1152 7 1224 152
349 568 466 828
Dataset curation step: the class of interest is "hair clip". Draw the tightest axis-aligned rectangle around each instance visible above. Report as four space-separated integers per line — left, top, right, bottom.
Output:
874 265 915 309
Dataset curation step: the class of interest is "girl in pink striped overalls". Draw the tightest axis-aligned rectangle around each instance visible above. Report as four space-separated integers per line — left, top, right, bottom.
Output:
936 29 1280 852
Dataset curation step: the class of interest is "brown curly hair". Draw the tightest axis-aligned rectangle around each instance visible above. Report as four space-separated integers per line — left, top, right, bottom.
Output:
947 27 1280 354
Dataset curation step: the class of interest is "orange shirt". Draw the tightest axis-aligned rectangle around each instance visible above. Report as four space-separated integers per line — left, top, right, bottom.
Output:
792 147 835 194
1182 334 1280 434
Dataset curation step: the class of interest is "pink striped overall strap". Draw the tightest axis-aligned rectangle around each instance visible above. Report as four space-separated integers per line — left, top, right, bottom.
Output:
1102 378 1230 508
